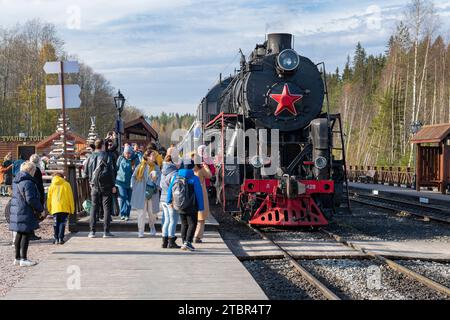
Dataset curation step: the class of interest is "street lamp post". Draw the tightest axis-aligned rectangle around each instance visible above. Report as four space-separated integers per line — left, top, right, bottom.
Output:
410 120 423 189
114 90 126 151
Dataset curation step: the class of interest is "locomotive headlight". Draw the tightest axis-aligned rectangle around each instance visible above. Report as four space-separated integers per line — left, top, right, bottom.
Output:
277 49 300 72
314 156 327 170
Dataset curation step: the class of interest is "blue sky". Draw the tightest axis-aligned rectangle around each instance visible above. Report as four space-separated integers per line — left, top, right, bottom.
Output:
1 0 450 115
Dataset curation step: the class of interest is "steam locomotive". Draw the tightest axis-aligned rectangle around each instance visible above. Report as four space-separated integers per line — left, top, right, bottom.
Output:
185 33 347 227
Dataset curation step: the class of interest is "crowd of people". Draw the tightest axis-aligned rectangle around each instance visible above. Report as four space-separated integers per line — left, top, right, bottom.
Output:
82 133 215 252
2 152 75 267
2 132 215 267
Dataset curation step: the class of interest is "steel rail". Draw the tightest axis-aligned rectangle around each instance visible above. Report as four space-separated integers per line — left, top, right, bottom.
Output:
321 230 450 297
232 216 341 300
349 191 448 214
348 196 450 224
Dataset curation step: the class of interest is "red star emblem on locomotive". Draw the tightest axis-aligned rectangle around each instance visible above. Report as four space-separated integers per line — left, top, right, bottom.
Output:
270 84 303 116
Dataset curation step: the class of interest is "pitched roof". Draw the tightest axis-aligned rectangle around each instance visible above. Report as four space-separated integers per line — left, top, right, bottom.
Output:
411 123 450 144
124 116 158 140
36 131 86 148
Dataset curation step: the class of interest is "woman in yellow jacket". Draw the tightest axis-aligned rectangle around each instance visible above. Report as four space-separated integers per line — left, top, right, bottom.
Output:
47 173 75 245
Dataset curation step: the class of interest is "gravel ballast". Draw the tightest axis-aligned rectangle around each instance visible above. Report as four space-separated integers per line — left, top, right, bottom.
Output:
395 260 450 288
300 259 449 300
243 259 326 300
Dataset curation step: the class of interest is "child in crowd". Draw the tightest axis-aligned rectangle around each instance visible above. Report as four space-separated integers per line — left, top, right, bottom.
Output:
47 173 75 244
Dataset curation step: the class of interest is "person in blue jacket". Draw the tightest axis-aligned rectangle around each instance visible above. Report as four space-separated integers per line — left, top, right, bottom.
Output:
9 161 44 267
167 159 204 251
116 145 134 221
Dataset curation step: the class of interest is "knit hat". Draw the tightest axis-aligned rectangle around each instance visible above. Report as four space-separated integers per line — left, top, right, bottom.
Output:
124 145 133 154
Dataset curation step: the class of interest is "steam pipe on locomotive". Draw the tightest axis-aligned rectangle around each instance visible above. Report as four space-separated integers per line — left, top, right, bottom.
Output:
185 33 347 227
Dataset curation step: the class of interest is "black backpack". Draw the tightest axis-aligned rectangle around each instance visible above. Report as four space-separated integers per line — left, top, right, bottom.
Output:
92 155 114 193
172 176 196 214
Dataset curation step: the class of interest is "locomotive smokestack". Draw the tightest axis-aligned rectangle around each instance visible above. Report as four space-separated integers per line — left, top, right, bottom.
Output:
267 33 292 54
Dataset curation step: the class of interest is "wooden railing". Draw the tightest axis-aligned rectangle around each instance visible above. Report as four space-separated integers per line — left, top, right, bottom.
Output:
67 165 91 232
347 165 415 188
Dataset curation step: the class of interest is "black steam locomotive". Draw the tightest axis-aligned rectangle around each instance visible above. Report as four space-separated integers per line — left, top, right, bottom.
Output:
190 33 346 227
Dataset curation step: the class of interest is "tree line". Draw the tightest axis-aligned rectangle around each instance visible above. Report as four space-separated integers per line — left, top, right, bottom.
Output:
328 0 449 167
0 19 137 140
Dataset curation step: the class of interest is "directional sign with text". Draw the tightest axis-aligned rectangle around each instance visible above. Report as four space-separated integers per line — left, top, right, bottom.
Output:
44 60 81 110
43 61 80 74
46 85 81 109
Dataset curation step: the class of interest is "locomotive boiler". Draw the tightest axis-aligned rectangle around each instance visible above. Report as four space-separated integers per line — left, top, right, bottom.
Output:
187 33 347 227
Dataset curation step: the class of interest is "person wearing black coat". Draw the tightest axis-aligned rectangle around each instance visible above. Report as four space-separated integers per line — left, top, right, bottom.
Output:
30 154 45 241
9 161 44 267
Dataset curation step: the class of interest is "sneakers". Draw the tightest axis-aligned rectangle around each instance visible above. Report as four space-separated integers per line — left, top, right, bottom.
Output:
103 232 115 238
19 259 37 267
194 238 203 243
88 232 96 238
58 239 65 245
138 233 145 238
181 242 195 251
125 217 129 221
120 216 125 221
13 259 19 266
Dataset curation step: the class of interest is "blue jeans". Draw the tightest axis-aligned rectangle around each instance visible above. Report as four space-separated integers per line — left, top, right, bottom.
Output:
117 185 132 218
53 213 68 241
161 202 179 237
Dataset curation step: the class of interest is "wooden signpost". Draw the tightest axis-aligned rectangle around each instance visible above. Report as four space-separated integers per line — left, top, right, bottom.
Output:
43 61 80 176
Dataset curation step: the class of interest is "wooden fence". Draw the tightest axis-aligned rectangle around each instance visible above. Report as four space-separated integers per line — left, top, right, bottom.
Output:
347 165 415 188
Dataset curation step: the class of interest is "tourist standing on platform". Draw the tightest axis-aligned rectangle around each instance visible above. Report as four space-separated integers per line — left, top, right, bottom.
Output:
160 155 180 248
193 155 212 243
166 143 180 166
1 152 13 196
83 139 116 238
132 143 144 163
147 142 163 168
9 161 44 267
29 154 45 241
47 173 75 244
167 159 204 251
146 151 161 236
131 150 149 237
105 132 120 217
116 145 134 221
12 154 25 178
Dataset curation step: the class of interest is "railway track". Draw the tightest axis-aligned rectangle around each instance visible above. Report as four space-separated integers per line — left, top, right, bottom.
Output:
230 215 450 300
347 192 450 224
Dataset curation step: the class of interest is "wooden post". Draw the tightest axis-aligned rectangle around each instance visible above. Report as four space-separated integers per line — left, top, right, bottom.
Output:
60 61 68 178
440 141 445 194
416 144 421 191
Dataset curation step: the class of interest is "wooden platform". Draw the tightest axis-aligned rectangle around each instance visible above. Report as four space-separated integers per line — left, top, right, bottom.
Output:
75 209 219 232
348 240 450 261
349 182 450 206
225 239 366 260
2 231 267 300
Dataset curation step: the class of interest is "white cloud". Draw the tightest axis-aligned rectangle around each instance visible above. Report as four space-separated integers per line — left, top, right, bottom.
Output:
2 0 450 114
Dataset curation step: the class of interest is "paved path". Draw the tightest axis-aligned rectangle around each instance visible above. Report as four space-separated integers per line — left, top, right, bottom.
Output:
2 231 267 300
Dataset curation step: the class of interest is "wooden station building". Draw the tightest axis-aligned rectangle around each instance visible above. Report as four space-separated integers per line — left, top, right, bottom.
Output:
411 123 450 194
0 132 86 161
122 116 159 147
